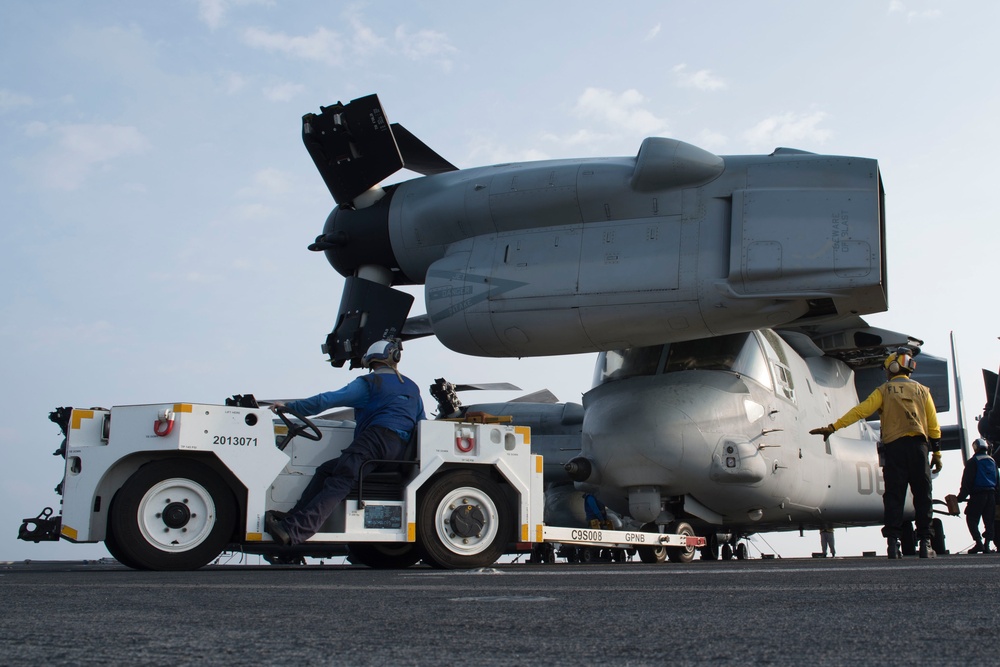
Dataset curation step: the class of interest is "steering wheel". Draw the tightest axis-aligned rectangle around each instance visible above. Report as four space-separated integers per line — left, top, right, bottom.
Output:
274 405 322 450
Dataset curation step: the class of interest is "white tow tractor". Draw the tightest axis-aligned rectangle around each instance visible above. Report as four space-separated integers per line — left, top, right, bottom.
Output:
19 398 704 570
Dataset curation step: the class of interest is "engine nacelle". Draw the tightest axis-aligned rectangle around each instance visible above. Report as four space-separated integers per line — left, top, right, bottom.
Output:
303 95 887 364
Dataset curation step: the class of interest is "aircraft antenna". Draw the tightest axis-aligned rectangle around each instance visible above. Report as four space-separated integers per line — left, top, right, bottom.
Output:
949 331 969 463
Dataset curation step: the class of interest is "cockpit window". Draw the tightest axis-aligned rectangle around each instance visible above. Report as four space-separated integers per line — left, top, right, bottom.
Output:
592 345 665 386
592 333 773 388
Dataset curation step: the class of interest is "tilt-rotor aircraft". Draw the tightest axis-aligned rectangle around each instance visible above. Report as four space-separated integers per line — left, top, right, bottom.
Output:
301 94 960 561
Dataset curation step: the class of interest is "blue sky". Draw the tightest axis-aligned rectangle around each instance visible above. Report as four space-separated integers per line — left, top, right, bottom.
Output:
2 0 997 561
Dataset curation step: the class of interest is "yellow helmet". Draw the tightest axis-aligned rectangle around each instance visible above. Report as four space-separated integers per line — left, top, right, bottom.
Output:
884 349 917 375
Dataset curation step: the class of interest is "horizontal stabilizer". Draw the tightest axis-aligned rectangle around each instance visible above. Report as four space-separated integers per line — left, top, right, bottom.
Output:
453 382 521 392
510 389 560 404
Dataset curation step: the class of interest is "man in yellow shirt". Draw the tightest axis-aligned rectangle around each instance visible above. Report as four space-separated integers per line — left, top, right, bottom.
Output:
811 349 942 559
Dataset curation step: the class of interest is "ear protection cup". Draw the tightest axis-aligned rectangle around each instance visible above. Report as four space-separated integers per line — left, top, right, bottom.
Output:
884 349 917 374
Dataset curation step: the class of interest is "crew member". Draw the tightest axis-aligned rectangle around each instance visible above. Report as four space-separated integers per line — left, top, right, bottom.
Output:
265 339 425 546
810 348 941 559
819 527 836 558
957 439 998 554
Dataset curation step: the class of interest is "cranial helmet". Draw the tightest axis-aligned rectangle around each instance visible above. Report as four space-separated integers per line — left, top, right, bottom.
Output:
883 348 917 375
362 339 402 368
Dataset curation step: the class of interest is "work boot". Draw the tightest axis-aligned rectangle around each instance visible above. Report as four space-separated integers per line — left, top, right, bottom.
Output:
265 510 291 546
969 541 984 554
983 543 993 554
918 538 936 559
887 538 901 560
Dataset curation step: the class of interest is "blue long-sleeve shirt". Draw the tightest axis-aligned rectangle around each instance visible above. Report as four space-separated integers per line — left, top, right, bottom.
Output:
285 368 426 441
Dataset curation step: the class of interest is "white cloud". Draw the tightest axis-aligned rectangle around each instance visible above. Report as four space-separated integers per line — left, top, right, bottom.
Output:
197 0 272 30
645 24 661 41
242 26 343 65
0 89 33 111
238 167 293 196
347 14 387 56
574 88 670 136
465 136 551 165
888 0 943 19
672 64 727 92
743 111 832 150
262 81 306 102
694 128 729 152
26 123 151 191
394 25 457 69
221 72 249 95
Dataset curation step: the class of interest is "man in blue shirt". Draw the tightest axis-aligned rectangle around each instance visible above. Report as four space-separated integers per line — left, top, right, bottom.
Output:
265 339 425 546
957 439 999 554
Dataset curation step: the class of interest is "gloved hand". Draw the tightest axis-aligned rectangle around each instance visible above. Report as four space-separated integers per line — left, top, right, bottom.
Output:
809 424 836 441
930 451 943 473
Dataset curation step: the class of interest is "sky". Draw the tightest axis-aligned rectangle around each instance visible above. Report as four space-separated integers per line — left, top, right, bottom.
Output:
2 0 998 563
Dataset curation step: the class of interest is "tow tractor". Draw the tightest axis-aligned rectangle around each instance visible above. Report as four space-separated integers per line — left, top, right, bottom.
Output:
18 397 704 570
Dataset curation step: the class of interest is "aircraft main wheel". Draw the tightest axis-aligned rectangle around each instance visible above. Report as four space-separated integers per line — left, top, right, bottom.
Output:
735 542 748 560
666 521 697 563
900 522 917 556
417 470 511 569
700 533 720 561
931 518 947 554
109 459 237 571
721 543 734 560
348 542 422 569
637 522 667 563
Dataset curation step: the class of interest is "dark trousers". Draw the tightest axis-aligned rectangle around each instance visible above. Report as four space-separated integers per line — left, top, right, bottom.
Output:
284 426 405 544
881 436 932 540
965 491 997 544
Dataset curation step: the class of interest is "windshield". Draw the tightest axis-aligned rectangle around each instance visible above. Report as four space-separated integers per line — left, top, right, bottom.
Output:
592 333 771 388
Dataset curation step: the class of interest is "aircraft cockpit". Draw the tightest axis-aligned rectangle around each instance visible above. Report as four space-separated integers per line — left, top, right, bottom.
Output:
592 332 779 394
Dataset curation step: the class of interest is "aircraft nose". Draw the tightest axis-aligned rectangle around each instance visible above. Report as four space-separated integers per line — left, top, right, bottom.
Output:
583 386 702 488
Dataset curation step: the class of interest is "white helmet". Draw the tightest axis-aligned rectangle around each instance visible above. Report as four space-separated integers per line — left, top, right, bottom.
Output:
362 339 401 368
973 438 990 452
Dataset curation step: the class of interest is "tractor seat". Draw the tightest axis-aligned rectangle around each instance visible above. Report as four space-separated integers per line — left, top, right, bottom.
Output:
347 434 419 502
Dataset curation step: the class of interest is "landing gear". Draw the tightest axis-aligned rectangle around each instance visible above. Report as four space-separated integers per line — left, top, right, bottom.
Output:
721 536 749 560
637 522 667 563
900 522 916 556
931 518 947 555
528 542 556 564
666 521 697 563
700 533 720 561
